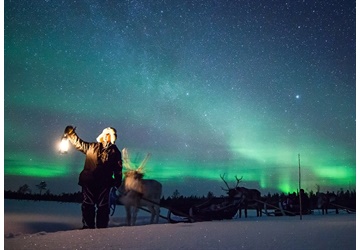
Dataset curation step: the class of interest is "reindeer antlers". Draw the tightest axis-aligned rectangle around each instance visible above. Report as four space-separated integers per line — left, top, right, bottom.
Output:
121 148 151 173
220 173 230 191
138 153 151 173
220 173 243 191
122 148 132 170
235 175 243 188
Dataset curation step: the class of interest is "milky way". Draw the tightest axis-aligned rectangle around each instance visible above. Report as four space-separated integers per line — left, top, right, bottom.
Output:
4 0 355 197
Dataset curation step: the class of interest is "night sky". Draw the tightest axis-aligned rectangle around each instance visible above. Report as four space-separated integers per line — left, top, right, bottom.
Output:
4 0 356 197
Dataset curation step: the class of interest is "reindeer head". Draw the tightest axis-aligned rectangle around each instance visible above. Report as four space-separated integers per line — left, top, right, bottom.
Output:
121 148 151 193
220 174 243 198
124 170 145 181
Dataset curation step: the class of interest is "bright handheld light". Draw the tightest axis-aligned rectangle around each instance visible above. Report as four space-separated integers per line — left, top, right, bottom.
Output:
59 136 69 154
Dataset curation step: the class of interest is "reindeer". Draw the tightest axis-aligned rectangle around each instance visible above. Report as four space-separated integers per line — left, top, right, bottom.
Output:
118 148 162 226
315 185 338 215
220 174 262 218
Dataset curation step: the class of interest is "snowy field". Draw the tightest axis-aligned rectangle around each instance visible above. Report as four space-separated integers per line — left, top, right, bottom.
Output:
4 199 356 250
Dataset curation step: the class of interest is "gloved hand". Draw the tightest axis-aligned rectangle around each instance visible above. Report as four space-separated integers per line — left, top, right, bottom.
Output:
110 187 122 203
64 125 76 136
115 188 122 197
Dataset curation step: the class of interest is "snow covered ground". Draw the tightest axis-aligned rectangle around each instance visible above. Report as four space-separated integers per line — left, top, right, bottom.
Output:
4 199 356 249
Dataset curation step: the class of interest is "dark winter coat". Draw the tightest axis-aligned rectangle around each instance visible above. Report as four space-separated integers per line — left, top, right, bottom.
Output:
68 132 122 188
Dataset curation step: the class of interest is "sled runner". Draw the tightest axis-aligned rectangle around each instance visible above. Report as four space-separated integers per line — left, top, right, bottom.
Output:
167 197 241 223
329 203 356 214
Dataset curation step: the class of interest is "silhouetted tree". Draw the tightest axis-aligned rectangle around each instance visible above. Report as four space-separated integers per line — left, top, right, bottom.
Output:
172 189 180 199
36 181 47 195
18 184 31 194
207 191 214 199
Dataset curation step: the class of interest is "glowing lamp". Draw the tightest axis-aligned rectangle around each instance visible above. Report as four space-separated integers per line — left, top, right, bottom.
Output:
59 135 69 154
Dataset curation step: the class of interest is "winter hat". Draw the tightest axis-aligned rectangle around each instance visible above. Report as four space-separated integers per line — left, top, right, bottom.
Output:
96 127 117 144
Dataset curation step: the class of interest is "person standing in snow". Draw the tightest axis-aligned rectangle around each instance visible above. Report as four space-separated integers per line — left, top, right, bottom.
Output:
63 126 123 229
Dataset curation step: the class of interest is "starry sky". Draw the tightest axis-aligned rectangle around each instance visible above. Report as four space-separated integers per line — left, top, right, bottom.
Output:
4 0 356 197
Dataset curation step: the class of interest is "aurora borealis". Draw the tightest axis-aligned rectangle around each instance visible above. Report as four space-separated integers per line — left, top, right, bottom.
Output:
4 0 355 197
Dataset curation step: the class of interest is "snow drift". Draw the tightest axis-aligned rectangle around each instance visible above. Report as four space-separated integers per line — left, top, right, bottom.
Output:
4 200 356 250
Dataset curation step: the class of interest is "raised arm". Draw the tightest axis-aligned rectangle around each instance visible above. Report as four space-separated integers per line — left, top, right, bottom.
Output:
63 125 90 154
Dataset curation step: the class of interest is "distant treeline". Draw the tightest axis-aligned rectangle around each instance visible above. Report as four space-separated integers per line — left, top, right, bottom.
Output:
160 189 357 212
4 190 83 203
4 184 356 211
262 189 356 211
3 189 209 205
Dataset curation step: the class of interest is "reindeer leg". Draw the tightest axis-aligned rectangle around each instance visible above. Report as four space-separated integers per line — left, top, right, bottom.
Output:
132 206 139 226
257 203 262 217
155 205 160 224
125 206 131 226
148 205 155 224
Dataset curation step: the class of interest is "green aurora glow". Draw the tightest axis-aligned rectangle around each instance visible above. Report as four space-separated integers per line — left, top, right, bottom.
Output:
4 1 355 196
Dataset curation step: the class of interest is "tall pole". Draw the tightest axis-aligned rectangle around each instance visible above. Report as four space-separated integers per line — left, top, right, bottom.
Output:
298 153 302 220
